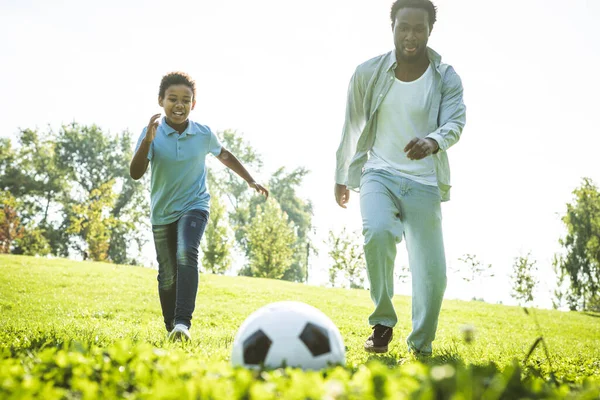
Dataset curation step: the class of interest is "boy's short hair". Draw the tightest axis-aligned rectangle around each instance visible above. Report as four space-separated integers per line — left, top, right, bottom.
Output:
158 72 196 100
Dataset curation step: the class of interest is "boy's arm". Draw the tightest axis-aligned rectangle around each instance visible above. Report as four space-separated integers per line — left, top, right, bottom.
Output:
130 141 151 180
130 113 160 180
216 148 269 198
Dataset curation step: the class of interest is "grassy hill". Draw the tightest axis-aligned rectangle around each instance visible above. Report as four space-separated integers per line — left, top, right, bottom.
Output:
1 254 599 399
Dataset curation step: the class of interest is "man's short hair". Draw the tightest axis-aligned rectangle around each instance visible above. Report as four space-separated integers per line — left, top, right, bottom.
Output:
390 0 437 29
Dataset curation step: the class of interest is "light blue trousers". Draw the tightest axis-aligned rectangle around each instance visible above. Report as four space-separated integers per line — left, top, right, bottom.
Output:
360 169 447 354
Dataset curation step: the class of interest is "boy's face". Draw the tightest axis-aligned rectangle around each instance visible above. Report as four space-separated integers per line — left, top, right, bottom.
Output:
159 84 196 125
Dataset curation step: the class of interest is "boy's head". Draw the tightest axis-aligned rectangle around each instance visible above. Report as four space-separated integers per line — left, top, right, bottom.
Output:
158 71 196 126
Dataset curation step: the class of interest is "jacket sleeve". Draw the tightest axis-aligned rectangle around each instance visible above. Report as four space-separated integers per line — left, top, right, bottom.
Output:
335 68 367 185
427 66 466 152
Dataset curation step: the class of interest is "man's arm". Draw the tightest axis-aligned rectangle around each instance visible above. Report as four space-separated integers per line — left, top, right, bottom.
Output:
334 68 366 207
217 148 268 198
426 67 466 152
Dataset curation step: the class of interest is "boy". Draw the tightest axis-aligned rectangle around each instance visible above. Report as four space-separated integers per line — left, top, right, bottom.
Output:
130 71 268 341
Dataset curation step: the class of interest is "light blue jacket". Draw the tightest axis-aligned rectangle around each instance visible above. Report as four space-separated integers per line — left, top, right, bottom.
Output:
335 48 466 201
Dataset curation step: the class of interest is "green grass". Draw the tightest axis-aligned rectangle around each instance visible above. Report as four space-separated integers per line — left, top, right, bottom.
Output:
1 254 599 399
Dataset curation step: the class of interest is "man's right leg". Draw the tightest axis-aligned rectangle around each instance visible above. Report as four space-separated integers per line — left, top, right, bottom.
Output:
360 170 404 352
152 221 178 333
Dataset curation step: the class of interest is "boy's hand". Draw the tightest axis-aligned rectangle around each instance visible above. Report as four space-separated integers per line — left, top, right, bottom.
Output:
144 114 161 144
249 181 269 198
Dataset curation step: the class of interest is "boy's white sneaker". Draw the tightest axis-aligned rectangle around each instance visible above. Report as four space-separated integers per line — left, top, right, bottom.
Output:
168 324 191 342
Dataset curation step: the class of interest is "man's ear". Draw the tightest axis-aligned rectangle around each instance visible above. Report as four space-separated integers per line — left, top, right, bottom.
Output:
191 100 196 110
158 96 164 107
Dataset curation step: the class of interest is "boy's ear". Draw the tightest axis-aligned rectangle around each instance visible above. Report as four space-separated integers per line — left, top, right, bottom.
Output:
158 96 164 107
191 100 196 110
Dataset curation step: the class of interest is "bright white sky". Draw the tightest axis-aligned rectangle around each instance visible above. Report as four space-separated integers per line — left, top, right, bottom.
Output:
2 0 599 308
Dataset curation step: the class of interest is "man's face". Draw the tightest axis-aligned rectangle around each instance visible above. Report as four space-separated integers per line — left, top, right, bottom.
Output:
159 84 196 126
392 7 431 63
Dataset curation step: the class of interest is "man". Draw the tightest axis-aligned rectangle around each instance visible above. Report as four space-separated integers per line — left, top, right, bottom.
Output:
334 0 466 355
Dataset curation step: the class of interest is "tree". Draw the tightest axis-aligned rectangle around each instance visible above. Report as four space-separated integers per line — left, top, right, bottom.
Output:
551 256 575 310
242 167 314 282
207 129 263 261
208 130 313 282
244 199 296 279
0 192 24 253
455 254 494 301
201 193 233 274
0 124 149 263
557 178 600 311
14 226 51 257
267 167 314 283
0 130 70 256
456 254 494 283
510 253 538 305
207 129 263 215
55 123 149 263
327 227 366 289
395 264 411 285
66 181 118 262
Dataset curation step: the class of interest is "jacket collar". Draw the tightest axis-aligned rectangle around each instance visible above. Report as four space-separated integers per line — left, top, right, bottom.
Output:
385 47 442 72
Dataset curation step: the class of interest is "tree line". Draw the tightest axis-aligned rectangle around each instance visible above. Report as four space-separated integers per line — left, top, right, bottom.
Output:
0 124 317 283
1 124 599 310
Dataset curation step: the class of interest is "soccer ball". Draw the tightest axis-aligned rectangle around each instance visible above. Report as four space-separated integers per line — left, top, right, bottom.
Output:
231 301 346 370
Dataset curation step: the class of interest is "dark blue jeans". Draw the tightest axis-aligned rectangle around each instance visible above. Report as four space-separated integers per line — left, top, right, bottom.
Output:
152 209 209 332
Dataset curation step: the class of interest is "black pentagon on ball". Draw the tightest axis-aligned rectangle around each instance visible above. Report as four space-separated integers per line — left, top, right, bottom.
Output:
243 329 272 365
299 322 331 356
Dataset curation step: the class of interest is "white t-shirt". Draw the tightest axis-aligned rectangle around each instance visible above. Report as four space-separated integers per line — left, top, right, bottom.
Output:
365 65 437 186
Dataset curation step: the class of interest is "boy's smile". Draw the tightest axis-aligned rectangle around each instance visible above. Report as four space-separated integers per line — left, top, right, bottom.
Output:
159 84 196 132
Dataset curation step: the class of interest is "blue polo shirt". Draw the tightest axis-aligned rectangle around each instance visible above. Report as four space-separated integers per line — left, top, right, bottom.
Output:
135 118 223 225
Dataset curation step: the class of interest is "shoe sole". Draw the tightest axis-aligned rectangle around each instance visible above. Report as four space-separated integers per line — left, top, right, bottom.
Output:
364 344 389 353
169 331 191 342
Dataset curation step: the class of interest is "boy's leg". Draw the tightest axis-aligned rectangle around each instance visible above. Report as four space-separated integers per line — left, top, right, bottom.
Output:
174 209 209 329
360 170 404 329
401 179 447 355
152 221 178 332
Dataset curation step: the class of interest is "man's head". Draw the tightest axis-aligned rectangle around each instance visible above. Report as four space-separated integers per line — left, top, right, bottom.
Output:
390 0 437 63
158 72 196 126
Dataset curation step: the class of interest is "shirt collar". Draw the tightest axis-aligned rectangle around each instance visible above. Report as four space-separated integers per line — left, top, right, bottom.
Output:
159 117 196 136
386 47 442 72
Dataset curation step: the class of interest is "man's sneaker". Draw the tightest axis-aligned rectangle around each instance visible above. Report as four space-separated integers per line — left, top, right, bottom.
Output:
168 324 191 342
364 324 393 353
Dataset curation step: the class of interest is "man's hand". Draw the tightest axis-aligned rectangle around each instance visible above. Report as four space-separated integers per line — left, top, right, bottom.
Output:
404 137 439 160
144 113 161 144
335 183 350 208
249 181 269 198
